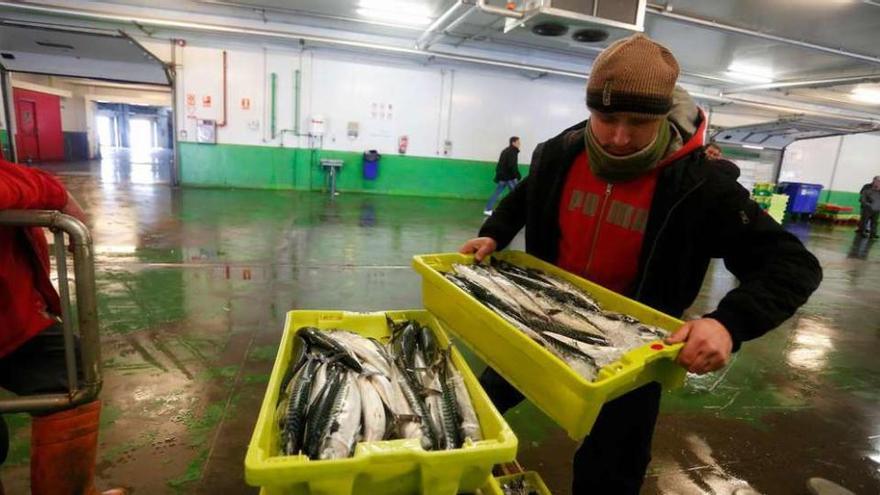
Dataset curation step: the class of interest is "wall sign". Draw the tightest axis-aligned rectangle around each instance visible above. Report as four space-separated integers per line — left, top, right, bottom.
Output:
241 98 251 110
202 95 212 108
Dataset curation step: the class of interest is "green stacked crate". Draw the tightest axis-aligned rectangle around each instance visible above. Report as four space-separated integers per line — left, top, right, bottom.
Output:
751 183 774 211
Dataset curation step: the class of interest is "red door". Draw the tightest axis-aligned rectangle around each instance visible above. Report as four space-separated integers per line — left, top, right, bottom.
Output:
16 99 40 161
13 88 63 162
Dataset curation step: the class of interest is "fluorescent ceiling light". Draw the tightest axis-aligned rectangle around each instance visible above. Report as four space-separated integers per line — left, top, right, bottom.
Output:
356 8 432 25
725 61 774 84
357 0 433 26
741 144 765 150
850 86 880 104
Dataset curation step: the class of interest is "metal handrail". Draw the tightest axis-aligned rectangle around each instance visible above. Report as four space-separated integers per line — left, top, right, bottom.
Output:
0 210 102 414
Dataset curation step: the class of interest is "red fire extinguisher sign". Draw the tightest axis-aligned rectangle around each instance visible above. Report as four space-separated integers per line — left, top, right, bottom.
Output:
398 135 409 155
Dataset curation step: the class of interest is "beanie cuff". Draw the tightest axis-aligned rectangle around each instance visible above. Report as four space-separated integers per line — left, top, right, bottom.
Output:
587 90 672 116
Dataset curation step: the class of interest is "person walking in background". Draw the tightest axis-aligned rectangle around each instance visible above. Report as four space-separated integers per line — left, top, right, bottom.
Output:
484 136 522 215
857 175 880 238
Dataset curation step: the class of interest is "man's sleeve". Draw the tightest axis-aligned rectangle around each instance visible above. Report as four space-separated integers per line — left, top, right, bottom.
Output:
509 150 520 175
0 160 68 210
496 149 507 168
704 174 822 350
478 173 529 249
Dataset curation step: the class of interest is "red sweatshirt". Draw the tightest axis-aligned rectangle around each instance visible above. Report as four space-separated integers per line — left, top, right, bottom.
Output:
558 121 706 295
0 160 67 358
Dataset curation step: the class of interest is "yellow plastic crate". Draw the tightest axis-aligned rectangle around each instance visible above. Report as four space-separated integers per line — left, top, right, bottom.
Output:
245 310 518 495
412 251 687 440
479 471 552 495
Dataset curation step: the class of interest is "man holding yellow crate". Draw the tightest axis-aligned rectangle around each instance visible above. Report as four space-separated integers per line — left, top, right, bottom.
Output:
460 34 822 494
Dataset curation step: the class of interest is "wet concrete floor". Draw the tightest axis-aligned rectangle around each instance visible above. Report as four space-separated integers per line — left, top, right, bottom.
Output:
2 154 878 494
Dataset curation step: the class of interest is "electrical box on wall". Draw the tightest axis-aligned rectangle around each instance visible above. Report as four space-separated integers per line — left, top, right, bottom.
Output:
309 115 326 136
443 140 453 156
197 119 217 144
347 122 359 140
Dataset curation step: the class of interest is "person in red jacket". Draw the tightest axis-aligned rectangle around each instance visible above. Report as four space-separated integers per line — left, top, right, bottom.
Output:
0 159 122 495
461 34 820 493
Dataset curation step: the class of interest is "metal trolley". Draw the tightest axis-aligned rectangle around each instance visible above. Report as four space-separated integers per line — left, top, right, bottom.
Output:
0 210 102 414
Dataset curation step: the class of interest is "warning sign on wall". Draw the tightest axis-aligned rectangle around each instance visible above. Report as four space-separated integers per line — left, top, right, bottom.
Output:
241 98 251 110
203 95 212 108
186 94 195 106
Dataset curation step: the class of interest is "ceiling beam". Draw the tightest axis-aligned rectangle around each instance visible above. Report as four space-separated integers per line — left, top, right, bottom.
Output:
723 73 880 94
645 2 880 65
3 0 879 125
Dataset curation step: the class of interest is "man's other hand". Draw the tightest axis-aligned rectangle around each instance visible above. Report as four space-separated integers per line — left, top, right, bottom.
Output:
665 318 733 374
458 237 497 262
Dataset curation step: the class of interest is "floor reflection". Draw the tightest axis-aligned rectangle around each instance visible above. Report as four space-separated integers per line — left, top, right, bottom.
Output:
36 147 172 185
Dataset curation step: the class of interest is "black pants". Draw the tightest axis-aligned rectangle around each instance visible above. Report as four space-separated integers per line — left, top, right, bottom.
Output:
480 367 662 495
857 209 879 237
0 322 81 465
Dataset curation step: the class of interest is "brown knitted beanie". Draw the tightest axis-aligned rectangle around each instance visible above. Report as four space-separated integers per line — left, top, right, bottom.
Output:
586 33 680 118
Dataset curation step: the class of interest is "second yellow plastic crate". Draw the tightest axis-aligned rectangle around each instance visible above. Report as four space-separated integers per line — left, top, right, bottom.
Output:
244 310 518 495
479 471 552 495
412 251 687 440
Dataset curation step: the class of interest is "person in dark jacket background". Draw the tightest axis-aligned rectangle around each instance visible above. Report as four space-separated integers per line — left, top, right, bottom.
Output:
857 176 880 238
460 34 822 494
484 136 521 215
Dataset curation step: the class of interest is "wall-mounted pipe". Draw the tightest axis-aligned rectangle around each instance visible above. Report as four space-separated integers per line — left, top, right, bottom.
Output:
294 69 301 135
1 69 17 163
217 50 227 127
169 38 180 186
270 72 277 139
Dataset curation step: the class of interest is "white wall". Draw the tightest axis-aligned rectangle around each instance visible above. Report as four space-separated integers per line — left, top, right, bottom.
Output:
779 132 880 191
169 38 592 164
450 70 586 162
309 55 443 157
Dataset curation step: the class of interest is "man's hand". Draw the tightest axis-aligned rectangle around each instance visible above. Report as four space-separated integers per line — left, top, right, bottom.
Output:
458 237 497 262
665 318 733 374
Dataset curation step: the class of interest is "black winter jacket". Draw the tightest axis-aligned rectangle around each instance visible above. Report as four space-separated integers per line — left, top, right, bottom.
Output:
494 146 521 182
480 120 822 350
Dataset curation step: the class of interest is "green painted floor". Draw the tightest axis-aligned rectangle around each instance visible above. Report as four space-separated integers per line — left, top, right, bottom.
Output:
3 156 879 494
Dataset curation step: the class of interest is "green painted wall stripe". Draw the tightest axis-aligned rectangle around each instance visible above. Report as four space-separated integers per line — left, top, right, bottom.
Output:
179 142 529 200
0 130 10 160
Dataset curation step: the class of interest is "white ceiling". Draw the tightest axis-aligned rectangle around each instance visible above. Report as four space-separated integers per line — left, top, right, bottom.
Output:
0 23 170 85
183 0 880 108
3 0 880 136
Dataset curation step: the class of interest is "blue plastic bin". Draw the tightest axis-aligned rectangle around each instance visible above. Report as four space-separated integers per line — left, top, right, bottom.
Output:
779 182 823 214
363 150 380 180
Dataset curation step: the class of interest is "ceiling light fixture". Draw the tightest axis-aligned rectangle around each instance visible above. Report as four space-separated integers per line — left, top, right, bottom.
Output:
725 61 775 84
741 144 765 150
357 0 433 26
850 86 880 104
